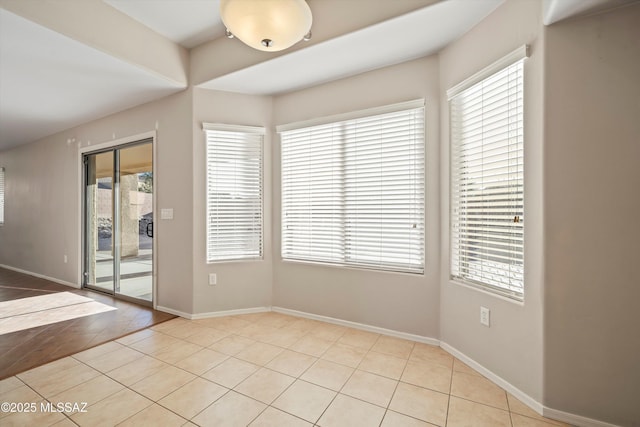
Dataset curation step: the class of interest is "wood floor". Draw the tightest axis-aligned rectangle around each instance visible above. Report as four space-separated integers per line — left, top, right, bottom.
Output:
0 267 174 380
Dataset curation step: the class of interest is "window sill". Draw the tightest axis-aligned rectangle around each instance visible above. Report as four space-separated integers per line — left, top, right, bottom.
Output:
281 258 425 277
207 257 264 265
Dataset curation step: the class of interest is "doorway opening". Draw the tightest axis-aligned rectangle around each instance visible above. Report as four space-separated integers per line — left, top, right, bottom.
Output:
82 139 154 306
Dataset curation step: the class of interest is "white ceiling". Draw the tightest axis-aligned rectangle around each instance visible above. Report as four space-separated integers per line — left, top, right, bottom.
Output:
105 0 226 49
1 0 635 151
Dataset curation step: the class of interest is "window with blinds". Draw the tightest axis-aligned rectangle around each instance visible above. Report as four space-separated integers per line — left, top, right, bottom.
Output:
205 125 264 262
0 167 4 225
280 103 425 273
449 46 527 300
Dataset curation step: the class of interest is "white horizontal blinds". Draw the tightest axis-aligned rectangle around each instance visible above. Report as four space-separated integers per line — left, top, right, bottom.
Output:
344 109 425 272
281 105 425 273
281 123 345 264
206 128 263 262
0 167 4 224
450 57 525 299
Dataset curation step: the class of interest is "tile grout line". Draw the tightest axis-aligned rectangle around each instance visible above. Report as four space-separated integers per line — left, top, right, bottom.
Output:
4 312 558 426
265 320 346 425
378 339 413 427
123 315 328 425
22 321 366 425
444 357 455 427
206 315 337 425
41 326 194 425
81 331 210 425
316 333 374 424
59 355 157 426
243 317 345 425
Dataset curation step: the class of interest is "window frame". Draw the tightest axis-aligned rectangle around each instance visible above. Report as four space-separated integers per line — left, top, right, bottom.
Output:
448 45 529 301
204 123 265 263
278 100 426 274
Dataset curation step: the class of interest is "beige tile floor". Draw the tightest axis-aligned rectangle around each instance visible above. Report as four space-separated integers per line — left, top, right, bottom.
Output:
0 312 571 426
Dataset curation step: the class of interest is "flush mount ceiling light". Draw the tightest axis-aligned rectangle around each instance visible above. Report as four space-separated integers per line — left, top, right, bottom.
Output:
220 0 312 52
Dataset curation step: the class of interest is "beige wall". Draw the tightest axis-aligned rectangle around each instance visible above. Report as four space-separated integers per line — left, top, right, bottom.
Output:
438 0 545 401
272 55 441 338
543 4 640 425
191 88 273 314
0 90 195 314
0 133 79 284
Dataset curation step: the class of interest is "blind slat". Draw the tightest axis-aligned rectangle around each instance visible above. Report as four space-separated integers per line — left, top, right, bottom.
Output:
281 106 425 273
206 129 263 262
450 59 525 300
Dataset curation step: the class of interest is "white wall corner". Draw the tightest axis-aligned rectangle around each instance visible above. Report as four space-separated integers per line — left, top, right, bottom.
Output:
441 341 543 412
441 341 622 427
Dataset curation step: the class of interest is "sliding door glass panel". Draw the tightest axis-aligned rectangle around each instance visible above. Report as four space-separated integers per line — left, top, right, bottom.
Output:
117 143 153 301
85 151 115 293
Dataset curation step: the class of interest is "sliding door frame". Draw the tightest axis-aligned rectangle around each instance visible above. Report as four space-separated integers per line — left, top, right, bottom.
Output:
78 131 158 309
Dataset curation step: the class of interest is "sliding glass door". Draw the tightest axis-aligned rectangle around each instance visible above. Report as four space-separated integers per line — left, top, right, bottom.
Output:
83 140 153 305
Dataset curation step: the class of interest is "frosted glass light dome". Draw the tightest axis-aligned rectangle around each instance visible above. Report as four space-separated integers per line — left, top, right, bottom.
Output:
220 0 312 52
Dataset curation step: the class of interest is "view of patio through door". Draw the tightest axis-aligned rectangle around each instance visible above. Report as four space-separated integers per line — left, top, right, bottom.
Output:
83 140 153 305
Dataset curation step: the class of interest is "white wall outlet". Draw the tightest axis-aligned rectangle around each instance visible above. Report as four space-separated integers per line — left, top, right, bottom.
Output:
160 208 174 220
480 306 490 327
63 255 67 264
209 273 217 286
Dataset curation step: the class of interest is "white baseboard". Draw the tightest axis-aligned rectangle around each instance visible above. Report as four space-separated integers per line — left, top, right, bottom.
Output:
156 305 271 320
542 407 621 427
441 341 622 427
191 306 271 320
155 306 194 319
272 306 440 346
162 304 439 346
0 264 79 289
441 341 544 414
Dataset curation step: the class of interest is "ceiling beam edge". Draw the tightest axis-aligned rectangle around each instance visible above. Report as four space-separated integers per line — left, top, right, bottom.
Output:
190 0 440 86
0 0 188 87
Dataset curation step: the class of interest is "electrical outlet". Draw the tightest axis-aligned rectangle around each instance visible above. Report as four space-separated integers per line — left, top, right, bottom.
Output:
209 273 217 286
161 208 174 220
480 306 490 327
